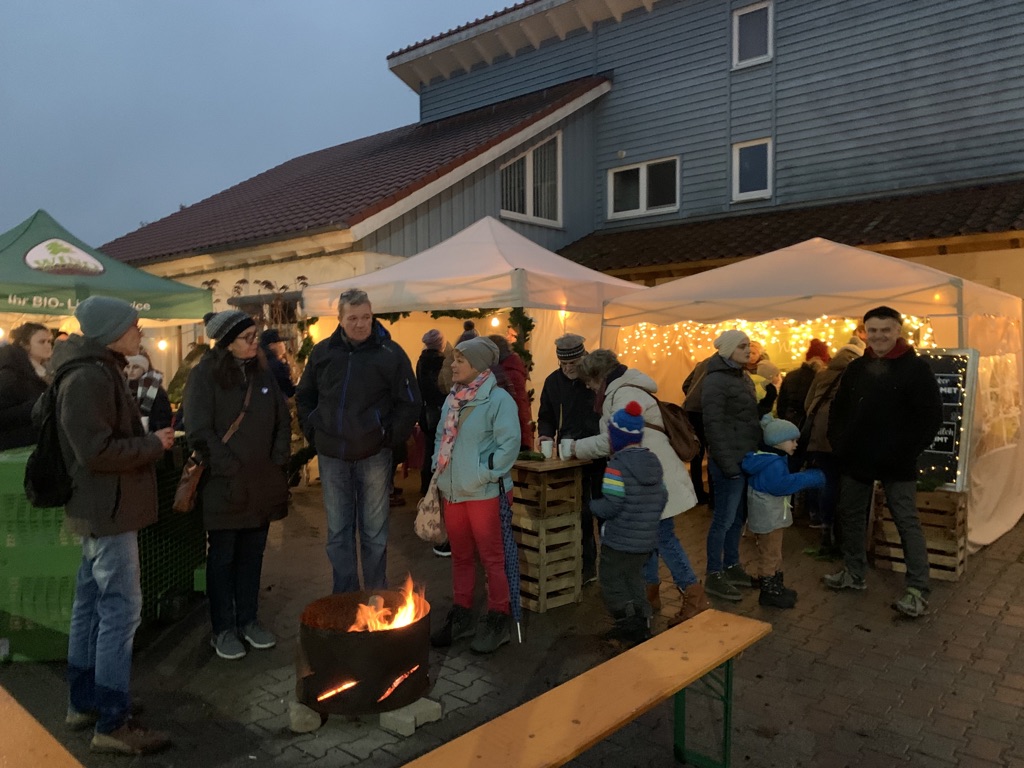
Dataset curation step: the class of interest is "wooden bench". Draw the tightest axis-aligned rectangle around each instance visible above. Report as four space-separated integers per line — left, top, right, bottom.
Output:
0 686 85 767
406 609 771 768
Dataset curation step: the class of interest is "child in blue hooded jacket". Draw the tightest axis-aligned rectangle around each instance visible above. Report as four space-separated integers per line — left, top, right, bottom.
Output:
741 415 825 608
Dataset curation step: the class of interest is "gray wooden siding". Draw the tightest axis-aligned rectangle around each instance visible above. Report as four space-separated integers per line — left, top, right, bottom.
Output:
409 0 1023 235
358 107 597 257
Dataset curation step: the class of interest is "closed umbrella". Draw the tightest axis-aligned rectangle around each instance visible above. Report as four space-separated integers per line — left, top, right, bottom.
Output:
498 477 523 643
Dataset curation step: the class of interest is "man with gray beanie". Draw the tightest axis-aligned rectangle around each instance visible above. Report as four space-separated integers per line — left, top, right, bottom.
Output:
50 295 174 754
297 289 420 593
537 333 602 583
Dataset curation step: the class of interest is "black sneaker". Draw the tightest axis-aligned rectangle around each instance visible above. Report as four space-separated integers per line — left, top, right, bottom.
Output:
470 611 511 654
430 605 475 648
432 540 452 557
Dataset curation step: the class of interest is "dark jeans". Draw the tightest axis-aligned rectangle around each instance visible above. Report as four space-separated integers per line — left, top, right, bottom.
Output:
598 545 651 618
206 525 270 634
805 452 841 527
420 409 440 495
706 458 747 574
837 476 930 595
582 459 605 573
688 412 712 505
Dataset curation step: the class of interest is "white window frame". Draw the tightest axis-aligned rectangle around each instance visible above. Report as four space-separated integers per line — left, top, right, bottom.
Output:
499 132 563 228
606 156 680 220
732 1 773 69
732 138 773 202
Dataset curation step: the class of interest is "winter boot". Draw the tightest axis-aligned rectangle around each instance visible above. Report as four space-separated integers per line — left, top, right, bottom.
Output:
430 605 475 648
758 572 796 609
724 563 756 588
646 583 662 611
470 611 511 654
776 571 798 602
668 582 712 627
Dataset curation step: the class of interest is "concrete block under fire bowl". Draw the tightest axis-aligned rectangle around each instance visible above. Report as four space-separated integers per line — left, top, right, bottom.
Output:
295 589 431 716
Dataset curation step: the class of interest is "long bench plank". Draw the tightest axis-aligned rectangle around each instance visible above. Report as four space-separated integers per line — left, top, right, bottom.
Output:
0 686 85 768
406 609 771 767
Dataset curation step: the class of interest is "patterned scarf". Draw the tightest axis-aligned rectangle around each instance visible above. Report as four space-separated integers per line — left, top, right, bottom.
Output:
134 370 163 417
435 369 491 474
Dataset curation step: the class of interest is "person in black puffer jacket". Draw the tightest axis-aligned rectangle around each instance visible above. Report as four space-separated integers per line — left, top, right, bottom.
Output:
416 329 448 494
591 401 666 646
0 322 52 450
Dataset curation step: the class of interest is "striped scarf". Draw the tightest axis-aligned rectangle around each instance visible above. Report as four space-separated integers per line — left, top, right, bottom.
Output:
435 369 491 474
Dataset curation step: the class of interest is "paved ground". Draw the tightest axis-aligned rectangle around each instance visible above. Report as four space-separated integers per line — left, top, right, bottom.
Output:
5 471 1024 768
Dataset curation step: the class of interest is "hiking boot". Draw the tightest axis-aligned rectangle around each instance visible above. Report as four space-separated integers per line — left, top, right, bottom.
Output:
776 572 798 602
430 605 475 648
67 701 145 731
759 572 796 609
646 583 662 611
241 621 276 650
723 564 755 588
668 582 712 627
211 630 246 660
432 540 452 557
91 722 170 755
893 587 928 618
470 611 511 654
704 572 742 601
823 569 867 591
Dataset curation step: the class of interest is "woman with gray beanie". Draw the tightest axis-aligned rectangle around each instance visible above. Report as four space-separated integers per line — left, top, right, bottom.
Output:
700 329 761 601
183 310 291 660
430 336 520 655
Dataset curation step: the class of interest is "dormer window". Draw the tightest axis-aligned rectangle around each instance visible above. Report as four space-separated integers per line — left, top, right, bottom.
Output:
500 133 562 227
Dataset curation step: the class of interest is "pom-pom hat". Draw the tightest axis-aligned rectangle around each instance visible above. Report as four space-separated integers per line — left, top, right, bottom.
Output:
761 414 800 446
609 400 645 452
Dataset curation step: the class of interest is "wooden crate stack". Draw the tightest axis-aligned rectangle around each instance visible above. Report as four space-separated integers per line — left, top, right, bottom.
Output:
510 462 583 612
871 488 967 582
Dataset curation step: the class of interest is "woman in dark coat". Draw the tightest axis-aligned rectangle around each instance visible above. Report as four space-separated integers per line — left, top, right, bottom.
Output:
184 310 290 661
0 322 52 450
488 334 532 449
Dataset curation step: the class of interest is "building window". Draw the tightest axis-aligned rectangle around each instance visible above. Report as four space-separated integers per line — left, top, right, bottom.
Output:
500 133 561 226
733 2 773 68
607 157 679 219
732 138 772 201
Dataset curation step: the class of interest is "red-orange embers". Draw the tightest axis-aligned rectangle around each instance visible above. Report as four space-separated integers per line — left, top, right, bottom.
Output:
376 665 421 703
347 575 428 632
316 680 358 702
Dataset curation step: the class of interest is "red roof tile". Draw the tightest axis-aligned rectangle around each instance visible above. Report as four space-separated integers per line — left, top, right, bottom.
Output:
557 180 1024 272
102 76 609 265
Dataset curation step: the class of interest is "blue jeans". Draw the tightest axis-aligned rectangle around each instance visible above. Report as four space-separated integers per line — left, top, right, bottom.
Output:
66 531 142 734
319 449 392 593
206 526 269 633
706 459 748 575
643 518 698 589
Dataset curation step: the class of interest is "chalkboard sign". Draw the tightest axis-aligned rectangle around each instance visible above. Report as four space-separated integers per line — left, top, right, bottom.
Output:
917 348 979 492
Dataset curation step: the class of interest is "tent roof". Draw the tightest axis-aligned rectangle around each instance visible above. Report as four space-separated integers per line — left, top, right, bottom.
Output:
602 238 1017 327
302 216 642 315
0 210 211 320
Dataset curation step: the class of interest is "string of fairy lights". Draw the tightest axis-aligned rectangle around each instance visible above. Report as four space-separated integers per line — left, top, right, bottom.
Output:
617 314 936 366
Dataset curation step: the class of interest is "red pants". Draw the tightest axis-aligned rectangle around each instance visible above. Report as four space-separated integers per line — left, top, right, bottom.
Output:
443 494 511 614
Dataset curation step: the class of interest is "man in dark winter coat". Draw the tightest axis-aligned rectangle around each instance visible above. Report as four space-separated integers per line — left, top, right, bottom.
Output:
54 296 174 755
296 289 421 593
823 306 942 619
537 333 603 583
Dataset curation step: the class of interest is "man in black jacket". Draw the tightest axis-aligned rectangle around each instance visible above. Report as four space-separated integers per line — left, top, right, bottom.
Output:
823 306 942 618
296 289 420 593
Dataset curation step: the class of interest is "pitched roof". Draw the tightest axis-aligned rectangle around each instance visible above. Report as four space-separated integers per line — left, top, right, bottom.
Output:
388 0 544 59
102 75 609 266
557 179 1024 273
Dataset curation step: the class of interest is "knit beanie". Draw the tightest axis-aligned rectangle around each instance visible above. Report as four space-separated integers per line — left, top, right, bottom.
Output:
204 310 255 348
456 320 479 345
74 296 139 346
806 338 831 363
422 329 444 351
609 400 645 453
714 329 748 360
555 333 586 362
455 337 499 373
125 354 149 372
761 414 800 446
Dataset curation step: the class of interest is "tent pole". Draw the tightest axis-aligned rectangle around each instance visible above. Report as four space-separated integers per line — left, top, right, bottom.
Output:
955 278 965 347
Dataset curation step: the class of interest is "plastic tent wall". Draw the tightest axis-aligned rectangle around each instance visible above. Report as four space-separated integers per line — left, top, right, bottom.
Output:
602 239 1024 547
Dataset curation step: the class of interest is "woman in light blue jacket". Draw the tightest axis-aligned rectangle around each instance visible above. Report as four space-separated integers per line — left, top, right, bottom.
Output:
430 337 520 655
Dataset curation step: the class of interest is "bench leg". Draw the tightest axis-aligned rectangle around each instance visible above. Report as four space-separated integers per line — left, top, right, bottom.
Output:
672 659 733 768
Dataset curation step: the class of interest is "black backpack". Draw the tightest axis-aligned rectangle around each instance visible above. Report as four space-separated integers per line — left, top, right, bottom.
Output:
24 360 107 508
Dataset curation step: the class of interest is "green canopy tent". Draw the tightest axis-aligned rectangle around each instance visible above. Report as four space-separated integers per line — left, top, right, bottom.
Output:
0 209 211 322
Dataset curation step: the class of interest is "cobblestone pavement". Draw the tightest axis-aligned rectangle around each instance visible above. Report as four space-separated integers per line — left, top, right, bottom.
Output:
6 472 1024 767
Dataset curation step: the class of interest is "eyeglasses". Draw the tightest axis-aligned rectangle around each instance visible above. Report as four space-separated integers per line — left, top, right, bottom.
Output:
236 332 258 344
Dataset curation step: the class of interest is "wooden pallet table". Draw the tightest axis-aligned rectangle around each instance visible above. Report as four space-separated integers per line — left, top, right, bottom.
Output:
870 487 967 582
511 458 590 612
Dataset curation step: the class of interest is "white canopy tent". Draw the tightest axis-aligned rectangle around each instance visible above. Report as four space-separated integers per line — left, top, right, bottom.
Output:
302 216 644 427
602 238 1024 547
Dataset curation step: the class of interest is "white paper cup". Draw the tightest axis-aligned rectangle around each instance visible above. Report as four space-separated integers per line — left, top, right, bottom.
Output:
540 440 553 459
560 439 573 459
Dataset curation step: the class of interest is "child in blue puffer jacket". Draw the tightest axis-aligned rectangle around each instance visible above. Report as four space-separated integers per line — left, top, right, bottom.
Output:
591 401 666 645
741 415 825 609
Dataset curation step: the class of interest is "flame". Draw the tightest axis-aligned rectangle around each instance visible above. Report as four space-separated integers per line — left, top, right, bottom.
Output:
316 680 358 702
377 664 420 703
347 575 428 632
